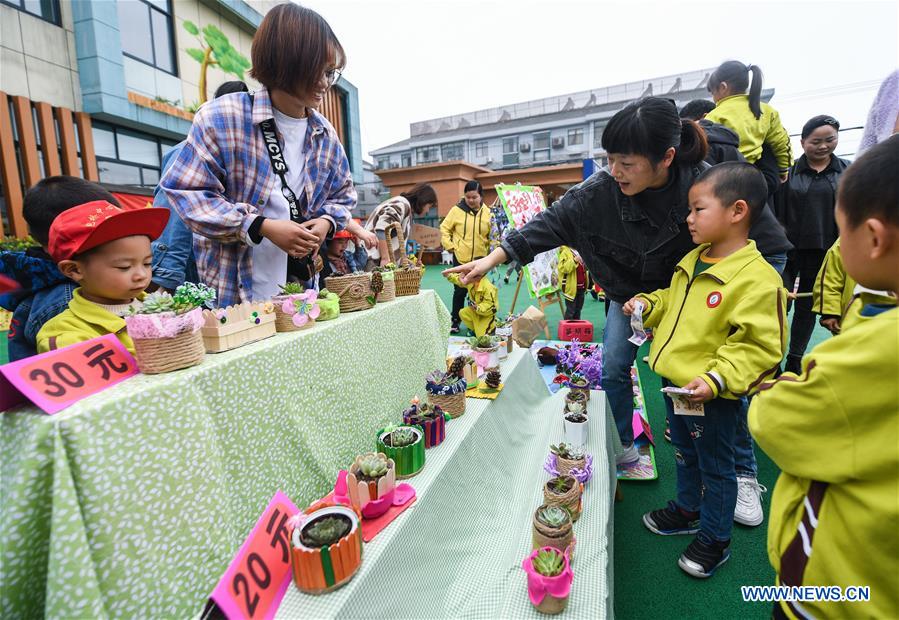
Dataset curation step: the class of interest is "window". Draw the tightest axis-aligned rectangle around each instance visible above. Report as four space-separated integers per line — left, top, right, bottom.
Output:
416 146 439 164
502 137 519 167
568 128 584 146
117 0 176 74
475 141 488 158
533 131 550 162
441 142 464 162
93 122 170 187
1 0 60 25
376 156 390 170
401 153 411 168
593 121 607 149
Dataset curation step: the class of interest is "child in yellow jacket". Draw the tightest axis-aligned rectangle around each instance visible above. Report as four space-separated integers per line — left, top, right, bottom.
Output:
623 163 786 579
749 136 898 620
445 272 497 337
37 201 168 354
705 61 792 178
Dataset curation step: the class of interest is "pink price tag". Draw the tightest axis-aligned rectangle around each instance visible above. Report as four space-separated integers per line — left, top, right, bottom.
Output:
208 491 300 620
0 334 138 414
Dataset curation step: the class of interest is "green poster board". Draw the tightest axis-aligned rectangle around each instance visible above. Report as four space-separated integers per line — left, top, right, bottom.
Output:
495 184 561 298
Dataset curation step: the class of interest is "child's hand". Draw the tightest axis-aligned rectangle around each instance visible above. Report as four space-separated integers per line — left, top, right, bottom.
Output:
621 297 641 316
682 378 714 403
820 317 841 335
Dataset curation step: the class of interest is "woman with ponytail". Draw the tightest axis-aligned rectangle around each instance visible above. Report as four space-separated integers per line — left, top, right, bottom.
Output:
445 97 708 464
705 61 793 183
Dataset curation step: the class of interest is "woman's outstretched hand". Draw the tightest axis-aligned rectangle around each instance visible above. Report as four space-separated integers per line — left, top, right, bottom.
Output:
442 248 507 285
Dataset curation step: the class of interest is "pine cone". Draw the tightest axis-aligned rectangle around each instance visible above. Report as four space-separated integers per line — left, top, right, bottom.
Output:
448 356 466 378
485 369 501 389
371 271 384 295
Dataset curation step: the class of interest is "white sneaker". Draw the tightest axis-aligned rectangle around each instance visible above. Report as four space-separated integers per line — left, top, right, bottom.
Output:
616 443 640 465
734 476 767 526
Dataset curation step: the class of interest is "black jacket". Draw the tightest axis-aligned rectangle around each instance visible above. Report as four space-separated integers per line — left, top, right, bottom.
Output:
502 164 703 303
778 154 850 250
699 120 793 256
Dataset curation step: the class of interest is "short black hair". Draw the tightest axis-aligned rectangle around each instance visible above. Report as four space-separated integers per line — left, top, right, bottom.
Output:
693 162 768 224
602 97 708 166
463 180 482 195
837 134 899 228
213 80 249 99
679 99 716 120
22 176 121 245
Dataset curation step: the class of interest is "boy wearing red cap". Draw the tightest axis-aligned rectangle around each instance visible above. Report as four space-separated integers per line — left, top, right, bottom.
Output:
36 201 169 354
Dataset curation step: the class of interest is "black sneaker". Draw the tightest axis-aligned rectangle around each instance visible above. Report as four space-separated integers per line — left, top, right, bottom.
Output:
450 323 460 334
642 501 700 535
678 533 731 578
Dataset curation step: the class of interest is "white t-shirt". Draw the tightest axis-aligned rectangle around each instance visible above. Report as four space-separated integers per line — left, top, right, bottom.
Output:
251 108 308 300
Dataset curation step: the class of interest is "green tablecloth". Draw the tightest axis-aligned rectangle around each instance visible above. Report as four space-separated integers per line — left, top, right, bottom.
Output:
276 348 617 619
0 291 450 618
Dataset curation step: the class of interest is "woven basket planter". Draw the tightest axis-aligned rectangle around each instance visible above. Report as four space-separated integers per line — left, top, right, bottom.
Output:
543 475 582 522
555 454 586 478
325 273 373 313
376 426 426 479
290 505 363 595
532 504 573 555
272 294 306 332
379 278 396 302
385 222 422 296
426 376 467 418
132 328 205 374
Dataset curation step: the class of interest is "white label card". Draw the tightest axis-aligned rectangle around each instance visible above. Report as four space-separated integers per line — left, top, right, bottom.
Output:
671 394 705 416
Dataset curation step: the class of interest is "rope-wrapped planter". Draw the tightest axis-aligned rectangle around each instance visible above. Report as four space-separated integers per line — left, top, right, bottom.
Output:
324 273 373 313
543 475 582 522
532 504 574 555
272 294 309 332
426 374 467 418
125 307 206 374
386 222 422 296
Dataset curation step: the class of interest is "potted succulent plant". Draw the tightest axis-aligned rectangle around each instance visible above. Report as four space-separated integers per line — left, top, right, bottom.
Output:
275 288 320 332
425 367 467 418
568 372 590 401
124 282 215 374
402 397 447 449
521 547 573 615
315 288 340 321
549 444 586 476
495 314 515 357
479 367 502 395
564 389 587 412
543 474 581 522
272 283 306 332
376 425 425 479
469 334 500 370
563 402 588 446
532 504 573 555
346 452 396 519
289 504 363 594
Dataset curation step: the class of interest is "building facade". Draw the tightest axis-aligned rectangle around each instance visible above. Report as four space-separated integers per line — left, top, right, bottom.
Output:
1 0 363 237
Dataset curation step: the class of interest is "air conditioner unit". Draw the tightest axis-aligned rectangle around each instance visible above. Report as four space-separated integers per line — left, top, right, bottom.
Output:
520 143 531 153
552 137 565 148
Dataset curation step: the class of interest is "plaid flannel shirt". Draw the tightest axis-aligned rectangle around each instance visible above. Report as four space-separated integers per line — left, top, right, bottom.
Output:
159 88 355 306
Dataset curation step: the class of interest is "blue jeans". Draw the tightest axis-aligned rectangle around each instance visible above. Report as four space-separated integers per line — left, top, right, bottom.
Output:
601 301 639 446
665 382 740 542
732 251 787 478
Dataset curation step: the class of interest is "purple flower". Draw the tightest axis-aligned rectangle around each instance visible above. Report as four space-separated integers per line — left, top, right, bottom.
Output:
543 454 560 477
570 454 594 483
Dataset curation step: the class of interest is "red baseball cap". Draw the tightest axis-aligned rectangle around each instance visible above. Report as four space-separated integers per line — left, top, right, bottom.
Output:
333 229 353 240
48 200 170 262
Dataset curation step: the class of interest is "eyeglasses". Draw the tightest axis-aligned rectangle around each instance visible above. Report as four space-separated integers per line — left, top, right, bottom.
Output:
325 69 342 87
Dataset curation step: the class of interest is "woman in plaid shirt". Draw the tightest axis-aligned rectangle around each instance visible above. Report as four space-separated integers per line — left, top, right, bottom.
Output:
159 4 356 306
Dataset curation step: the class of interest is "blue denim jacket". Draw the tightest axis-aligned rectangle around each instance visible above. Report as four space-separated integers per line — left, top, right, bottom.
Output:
152 143 198 290
1 250 75 362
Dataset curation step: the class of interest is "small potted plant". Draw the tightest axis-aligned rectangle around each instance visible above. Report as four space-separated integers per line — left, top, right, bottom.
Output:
532 504 573 555
425 367 467 418
289 503 363 594
124 282 215 374
272 283 305 332
324 271 374 313
376 425 425 479
521 547 573 615
495 314 516 357
549 444 587 476
315 288 340 321
469 334 500 370
275 288 320 332
563 402 588 446
543 474 581 522
564 390 587 412
479 367 502 395
402 397 446 449
346 452 396 518
568 372 590 401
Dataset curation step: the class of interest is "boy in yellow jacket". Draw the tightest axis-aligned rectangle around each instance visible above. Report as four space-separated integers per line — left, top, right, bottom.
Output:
445 272 497 337
749 136 898 620
37 201 168 354
623 162 786 578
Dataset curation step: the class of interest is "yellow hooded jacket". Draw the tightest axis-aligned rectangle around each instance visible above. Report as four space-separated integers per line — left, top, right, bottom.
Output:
37 288 142 354
748 300 898 620
440 200 491 264
446 273 497 336
557 246 579 302
705 94 792 171
812 239 854 318
637 241 787 399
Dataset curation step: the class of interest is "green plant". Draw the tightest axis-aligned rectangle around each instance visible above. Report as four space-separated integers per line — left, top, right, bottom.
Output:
172 282 216 310
137 292 176 314
536 505 571 529
548 476 574 494
532 548 565 577
388 427 417 448
469 334 498 349
278 283 305 295
183 21 251 105
550 443 584 461
0 235 39 251
300 516 350 548
357 453 389 478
